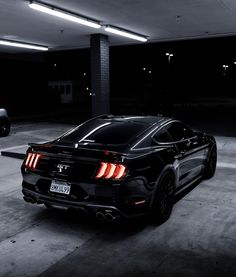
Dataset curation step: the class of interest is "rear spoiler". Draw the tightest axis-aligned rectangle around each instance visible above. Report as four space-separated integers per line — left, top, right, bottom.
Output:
27 142 128 159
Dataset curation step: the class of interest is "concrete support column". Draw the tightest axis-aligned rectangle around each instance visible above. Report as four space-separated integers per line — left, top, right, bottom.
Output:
90 34 110 116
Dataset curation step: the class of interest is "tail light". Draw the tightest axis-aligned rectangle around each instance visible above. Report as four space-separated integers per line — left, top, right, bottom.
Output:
24 152 41 169
95 162 127 180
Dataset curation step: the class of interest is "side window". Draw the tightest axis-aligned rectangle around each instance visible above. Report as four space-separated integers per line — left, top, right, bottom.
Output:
152 127 172 143
183 125 194 138
167 122 194 142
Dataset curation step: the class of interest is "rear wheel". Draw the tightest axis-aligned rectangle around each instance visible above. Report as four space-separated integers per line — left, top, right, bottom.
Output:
0 118 10 136
203 146 217 179
150 171 176 224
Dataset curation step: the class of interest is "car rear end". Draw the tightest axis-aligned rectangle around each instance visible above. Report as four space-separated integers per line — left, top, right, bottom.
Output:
21 144 154 221
21 116 154 221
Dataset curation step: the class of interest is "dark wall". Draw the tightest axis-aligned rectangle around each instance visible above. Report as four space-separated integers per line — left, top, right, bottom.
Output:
109 37 236 115
0 55 47 116
46 49 91 118
1 36 236 119
110 37 236 99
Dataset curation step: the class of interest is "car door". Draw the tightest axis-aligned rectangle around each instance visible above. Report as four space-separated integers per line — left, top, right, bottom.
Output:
166 121 206 186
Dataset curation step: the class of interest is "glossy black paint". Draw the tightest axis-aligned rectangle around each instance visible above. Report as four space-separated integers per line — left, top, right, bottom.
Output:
21 115 216 220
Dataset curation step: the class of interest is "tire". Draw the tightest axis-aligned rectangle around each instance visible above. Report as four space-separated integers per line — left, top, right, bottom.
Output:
150 171 176 224
203 146 217 179
0 118 10 137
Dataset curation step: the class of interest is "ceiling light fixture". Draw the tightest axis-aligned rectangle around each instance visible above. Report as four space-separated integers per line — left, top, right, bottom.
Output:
29 1 101 29
104 26 147 42
0 39 48 51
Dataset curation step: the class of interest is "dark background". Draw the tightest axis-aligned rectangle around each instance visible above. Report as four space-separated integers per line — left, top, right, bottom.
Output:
1 36 236 130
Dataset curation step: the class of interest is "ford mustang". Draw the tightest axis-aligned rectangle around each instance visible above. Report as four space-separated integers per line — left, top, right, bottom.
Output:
21 115 217 223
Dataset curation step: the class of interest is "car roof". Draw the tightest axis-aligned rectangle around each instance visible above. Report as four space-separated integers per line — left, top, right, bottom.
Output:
96 114 172 126
52 114 174 153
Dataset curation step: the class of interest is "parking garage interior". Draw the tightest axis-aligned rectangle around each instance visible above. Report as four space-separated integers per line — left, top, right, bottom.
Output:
1 0 236 276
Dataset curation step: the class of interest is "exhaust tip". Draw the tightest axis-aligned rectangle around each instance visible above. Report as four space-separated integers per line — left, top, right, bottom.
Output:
23 196 36 204
104 213 116 222
96 212 105 221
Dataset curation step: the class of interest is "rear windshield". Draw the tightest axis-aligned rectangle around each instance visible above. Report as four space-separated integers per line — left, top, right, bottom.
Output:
55 119 148 146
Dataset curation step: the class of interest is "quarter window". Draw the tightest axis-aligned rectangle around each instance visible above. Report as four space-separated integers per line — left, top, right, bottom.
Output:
152 127 172 143
167 122 194 142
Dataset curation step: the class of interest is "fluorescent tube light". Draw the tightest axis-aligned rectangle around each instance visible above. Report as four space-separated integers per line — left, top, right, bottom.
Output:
29 1 101 29
0 39 48 51
104 26 147 42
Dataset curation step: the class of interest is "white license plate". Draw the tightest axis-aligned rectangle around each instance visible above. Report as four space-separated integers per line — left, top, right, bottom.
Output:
50 180 71 195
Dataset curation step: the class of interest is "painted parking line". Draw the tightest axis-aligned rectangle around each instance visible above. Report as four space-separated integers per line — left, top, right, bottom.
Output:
217 162 236 169
0 144 28 152
0 142 47 159
0 140 47 153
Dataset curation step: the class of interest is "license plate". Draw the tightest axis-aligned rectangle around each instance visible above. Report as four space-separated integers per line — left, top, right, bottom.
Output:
50 180 71 195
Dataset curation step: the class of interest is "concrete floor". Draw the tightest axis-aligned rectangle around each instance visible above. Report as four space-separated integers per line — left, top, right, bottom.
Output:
0 121 236 276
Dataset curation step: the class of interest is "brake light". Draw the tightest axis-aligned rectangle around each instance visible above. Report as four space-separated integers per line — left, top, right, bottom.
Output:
95 162 127 180
25 152 41 169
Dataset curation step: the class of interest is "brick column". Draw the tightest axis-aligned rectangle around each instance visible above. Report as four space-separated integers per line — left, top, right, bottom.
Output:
90 34 110 116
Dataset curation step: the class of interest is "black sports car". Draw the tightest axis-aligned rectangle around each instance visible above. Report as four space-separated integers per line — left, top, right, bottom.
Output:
0 108 10 136
21 115 217 223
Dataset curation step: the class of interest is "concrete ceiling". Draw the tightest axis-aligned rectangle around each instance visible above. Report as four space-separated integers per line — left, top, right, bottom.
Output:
1 0 236 53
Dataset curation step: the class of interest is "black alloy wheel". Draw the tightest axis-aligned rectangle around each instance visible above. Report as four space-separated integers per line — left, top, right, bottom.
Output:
204 146 217 179
151 171 176 224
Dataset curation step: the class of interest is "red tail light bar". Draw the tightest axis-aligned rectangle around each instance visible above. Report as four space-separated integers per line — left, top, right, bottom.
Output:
25 153 41 169
95 162 127 180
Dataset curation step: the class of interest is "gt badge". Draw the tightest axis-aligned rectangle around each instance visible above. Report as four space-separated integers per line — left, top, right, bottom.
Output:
57 164 70 173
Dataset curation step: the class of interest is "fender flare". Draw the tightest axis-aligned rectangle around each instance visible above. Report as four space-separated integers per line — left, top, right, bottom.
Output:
150 164 177 208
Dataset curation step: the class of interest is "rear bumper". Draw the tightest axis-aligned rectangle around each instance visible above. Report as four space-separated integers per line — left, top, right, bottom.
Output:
22 187 149 219
21 172 153 219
